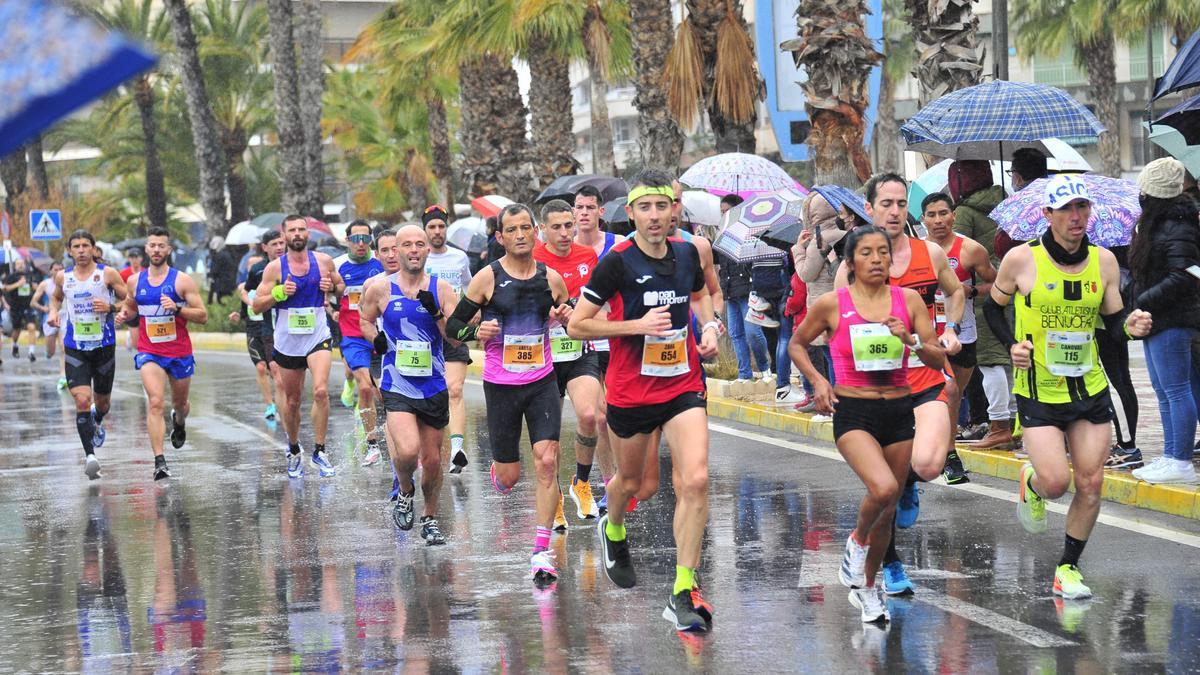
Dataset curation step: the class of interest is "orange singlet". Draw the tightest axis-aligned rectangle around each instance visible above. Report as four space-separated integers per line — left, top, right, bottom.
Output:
891 236 952 394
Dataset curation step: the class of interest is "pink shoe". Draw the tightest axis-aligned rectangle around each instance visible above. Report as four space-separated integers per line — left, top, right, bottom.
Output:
490 463 512 495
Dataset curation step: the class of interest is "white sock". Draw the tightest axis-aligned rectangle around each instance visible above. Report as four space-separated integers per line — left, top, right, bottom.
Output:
451 435 464 453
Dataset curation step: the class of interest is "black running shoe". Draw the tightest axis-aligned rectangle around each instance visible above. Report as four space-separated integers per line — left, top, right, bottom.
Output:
943 450 970 485
154 456 171 481
597 514 636 588
421 516 446 545
170 410 186 449
450 448 468 474
663 590 708 632
392 487 415 531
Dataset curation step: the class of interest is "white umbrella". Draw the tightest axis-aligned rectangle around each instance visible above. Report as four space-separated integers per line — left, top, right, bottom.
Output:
447 217 488 253
680 191 723 227
225 220 268 246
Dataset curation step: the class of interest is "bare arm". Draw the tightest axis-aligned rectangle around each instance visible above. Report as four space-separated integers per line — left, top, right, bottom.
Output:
251 259 282 314
358 280 385 343
693 236 724 314
904 288 945 370
788 292 837 411
30 281 49 312
930 243 965 324
967 240 997 297
436 278 460 344
107 267 128 304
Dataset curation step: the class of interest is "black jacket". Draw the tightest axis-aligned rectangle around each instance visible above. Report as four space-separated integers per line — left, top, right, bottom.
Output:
717 252 753 301
1133 198 1200 335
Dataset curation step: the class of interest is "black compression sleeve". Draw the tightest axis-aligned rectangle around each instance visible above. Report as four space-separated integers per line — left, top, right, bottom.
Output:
983 295 1017 350
446 296 480 342
1100 309 1130 342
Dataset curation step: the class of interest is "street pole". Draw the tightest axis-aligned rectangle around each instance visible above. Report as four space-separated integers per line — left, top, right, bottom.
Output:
993 0 1009 81
1144 24 1154 165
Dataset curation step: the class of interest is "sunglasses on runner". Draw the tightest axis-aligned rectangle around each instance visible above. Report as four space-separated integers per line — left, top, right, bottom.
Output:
348 234 372 244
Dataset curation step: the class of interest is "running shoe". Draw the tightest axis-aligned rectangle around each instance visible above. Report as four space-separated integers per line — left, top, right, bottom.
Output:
28 350 35 362
942 450 969 485
421 516 446 545
57 377 67 391
663 590 708 632
690 582 715 625
264 403 277 420
848 587 890 624
1132 457 1199 484
554 493 568 531
956 422 988 442
84 453 101 480
744 308 780 328
896 483 919 529
361 441 382 467
449 447 468 474
169 410 186 449
1017 462 1048 534
597 514 636 588
748 292 770 312
569 477 599 519
287 450 304 479
10 345 16 357
597 491 607 515
530 550 559 585
310 451 337 478
490 463 512 495
393 487 415 530
775 386 808 406
340 379 356 408
838 533 869 588
390 474 400 501
881 560 915 596
1104 446 1143 470
154 457 171 481
90 406 106 449
1053 564 1093 600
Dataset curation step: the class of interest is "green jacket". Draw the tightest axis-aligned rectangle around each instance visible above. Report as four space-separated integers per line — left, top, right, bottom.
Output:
953 185 1006 264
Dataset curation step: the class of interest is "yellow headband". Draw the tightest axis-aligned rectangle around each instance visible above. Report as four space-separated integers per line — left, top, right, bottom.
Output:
627 185 676 205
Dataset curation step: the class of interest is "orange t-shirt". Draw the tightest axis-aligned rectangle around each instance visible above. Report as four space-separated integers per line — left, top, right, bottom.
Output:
533 241 598 300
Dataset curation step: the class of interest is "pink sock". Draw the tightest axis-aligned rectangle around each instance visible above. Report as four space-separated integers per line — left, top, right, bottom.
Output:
534 526 551 553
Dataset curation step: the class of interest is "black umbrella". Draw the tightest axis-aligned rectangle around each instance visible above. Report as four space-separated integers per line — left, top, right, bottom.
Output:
536 174 628 204
1154 29 1200 101
760 219 802 250
1154 92 1200 145
601 196 628 224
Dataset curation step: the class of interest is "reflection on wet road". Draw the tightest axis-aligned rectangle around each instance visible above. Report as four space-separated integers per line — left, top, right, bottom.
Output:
3 350 1200 671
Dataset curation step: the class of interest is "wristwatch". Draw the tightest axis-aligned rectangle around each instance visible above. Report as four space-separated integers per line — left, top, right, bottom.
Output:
945 321 960 335
909 332 923 351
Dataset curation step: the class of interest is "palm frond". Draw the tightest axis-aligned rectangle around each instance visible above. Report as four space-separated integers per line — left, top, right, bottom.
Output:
713 1 759 124
663 3 703 132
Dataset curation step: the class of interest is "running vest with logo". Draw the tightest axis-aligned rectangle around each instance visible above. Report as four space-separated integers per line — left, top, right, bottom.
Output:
1013 242 1107 404
890 237 947 390
135 267 192 357
335 254 384 338
481 260 554 385
273 252 332 357
830 286 913 388
63 265 116 350
380 274 447 398
937 234 977 343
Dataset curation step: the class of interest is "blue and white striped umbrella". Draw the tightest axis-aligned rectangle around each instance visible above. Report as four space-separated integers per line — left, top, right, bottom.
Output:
0 0 157 157
901 81 1106 160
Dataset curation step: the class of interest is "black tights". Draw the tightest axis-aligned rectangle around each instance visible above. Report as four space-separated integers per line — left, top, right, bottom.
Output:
1096 330 1137 449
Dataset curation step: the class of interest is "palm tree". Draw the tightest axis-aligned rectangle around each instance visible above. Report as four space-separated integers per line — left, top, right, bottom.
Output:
194 0 274 225
684 0 763 153
1 149 27 214
875 0 914 173
627 0 684 171
295 0 326 217
581 0 629 175
163 0 229 237
906 0 983 108
264 0 307 214
27 136 49 200
84 0 170 233
1013 0 1121 176
1116 0 1200 49
781 0 882 185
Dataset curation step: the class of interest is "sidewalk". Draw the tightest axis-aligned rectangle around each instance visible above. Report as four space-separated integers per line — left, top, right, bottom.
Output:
184 330 1200 521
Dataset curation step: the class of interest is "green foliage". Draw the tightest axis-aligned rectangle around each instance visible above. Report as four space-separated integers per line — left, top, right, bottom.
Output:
882 0 915 82
1012 0 1113 65
194 291 244 333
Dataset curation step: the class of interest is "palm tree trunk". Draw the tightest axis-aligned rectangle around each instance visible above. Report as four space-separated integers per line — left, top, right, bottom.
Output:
906 0 983 107
134 76 168 232
164 0 228 237
687 0 758 153
457 55 534 201
265 0 307 213
1 149 27 215
628 0 684 172
27 135 49 201
426 96 455 215
224 126 250 225
875 66 901 173
581 3 618 176
527 47 581 190
1078 35 1121 176
295 0 325 217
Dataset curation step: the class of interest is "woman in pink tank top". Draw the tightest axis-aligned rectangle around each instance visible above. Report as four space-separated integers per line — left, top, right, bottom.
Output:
786 226 944 624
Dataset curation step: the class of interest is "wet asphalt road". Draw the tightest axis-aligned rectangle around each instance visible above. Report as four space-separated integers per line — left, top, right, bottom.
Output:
3 348 1200 673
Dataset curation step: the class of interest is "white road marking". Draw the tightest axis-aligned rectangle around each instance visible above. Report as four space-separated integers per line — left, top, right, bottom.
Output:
914 592 1078 648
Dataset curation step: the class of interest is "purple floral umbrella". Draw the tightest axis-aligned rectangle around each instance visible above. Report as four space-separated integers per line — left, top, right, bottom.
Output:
989 174 1140 247
680 153 800 195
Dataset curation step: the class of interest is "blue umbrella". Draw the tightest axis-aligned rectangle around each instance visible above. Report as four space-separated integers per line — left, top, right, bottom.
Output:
900 81 1106 160
1154 29 1200 101
0 0 157 157
812 185 871 225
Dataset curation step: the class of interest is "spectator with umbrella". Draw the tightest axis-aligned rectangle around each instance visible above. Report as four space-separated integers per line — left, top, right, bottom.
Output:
206 236 236 304
716 194 770 386
795 190 850 397
1128 159 1200 485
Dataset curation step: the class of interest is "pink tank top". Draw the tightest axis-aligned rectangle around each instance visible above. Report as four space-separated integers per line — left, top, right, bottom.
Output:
830 286 912 388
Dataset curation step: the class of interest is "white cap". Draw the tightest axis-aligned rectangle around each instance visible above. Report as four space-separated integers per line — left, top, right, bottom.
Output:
1043 174 1092 209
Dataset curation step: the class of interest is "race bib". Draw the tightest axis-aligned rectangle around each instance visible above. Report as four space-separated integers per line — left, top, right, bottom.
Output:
146 315 177 343
287 307 318 335
933 290 947 324
395 340 433 377
345 285 363 311
850 323 904 372
1045 331 1093 377
641 327 689 377
17 284 31 297
550 326 583 363
502 334 545 373
74 315 102 341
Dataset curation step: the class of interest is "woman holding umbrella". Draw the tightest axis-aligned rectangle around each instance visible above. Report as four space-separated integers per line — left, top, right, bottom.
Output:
1128 158 1200 485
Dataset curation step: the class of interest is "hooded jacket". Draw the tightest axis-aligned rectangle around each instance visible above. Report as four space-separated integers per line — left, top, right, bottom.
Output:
1133 197 1200 335
953 185 1006 263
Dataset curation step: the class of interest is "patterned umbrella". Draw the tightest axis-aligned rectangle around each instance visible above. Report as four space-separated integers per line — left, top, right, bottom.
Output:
811 185 872 226
679 153 797 194
0 0 157 157
901 81 1106 160
712 220 787 263
724 188 807 236
989 174 1139 247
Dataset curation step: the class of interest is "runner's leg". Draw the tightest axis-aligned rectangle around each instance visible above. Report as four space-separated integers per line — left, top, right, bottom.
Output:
353 367 378 442
418 423 445 517
662 407 709 569
170 373 192 425
446 360 467 454
139 362 169 457
1063 421 1111 542
277 366 307 445
307 349 333 446
910 399 953 480
387 410 421 492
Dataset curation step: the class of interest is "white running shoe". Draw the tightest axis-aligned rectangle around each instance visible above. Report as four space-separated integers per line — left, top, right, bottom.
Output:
361 443 382 467
848 586 889 623
529 550 559 582
775 386 808 405
838 533 869 588
744 308 780 328
1132 457 1198 484
748 293 771 312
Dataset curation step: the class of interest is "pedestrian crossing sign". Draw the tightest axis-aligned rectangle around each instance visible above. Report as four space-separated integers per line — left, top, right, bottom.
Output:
30 209 62 240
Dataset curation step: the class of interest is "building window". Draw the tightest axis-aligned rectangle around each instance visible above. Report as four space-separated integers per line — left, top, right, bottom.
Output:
1128 27 1165 81
1031 48 1087 87
1130 109 1149 168
572 83 590 110
612 117 637 145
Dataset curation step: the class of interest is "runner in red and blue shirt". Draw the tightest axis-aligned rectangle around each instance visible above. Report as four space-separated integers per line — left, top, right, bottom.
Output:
335 220 386 465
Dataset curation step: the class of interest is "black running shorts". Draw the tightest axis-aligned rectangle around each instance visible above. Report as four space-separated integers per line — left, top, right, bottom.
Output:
65 344 117 395
606 391 707 439
273 339 332 371
948 341 977 369
483 374 561 463
247 333 274 366
911 383 948 407
442 340 472 364
382 389 450 429
554 350 602 398
833 395 915 446
1016 390 1113 430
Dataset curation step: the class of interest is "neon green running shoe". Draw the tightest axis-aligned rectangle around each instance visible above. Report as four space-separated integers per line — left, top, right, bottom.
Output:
340 379 357 408
1017 462 1048 534
1053 564 1092 600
